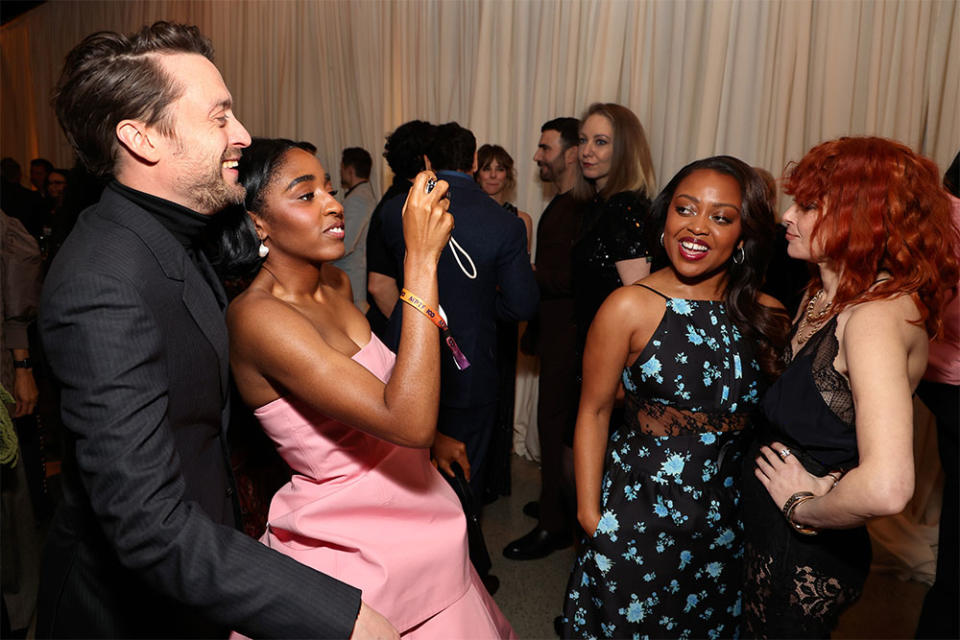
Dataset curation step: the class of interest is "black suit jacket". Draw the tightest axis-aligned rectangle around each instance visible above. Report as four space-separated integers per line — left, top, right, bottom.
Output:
382 171 538 408
37 188 360 638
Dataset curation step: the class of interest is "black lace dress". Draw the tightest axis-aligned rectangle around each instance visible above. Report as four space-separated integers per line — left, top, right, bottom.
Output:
562 286 765 639
740 316 871 638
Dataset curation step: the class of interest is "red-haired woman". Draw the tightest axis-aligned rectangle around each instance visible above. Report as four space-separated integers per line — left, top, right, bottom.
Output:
740 137 960 638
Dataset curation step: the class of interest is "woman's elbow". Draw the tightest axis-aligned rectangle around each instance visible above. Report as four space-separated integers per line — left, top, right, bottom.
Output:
395 418 436 448
867 477 915 517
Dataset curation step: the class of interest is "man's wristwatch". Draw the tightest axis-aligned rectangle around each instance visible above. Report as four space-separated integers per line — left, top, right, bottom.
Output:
12 358 34 369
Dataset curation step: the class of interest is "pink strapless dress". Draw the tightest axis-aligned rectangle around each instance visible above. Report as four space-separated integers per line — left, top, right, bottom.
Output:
235 335 513 638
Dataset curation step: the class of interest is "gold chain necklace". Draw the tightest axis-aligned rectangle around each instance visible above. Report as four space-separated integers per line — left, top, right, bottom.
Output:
795 289 833 346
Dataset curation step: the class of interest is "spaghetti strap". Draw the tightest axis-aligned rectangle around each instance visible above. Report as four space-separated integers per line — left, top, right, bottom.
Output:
633 283 670 299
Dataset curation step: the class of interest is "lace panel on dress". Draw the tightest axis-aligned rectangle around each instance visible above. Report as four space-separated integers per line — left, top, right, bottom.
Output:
786 317 855 428
808 324 855 426
742 542 864 639
625 398 751 436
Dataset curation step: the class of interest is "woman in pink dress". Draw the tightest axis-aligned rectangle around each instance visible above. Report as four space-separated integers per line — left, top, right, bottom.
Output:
218 138 514 639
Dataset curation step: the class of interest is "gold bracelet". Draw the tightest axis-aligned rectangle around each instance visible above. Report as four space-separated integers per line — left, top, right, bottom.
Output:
782 491 819 536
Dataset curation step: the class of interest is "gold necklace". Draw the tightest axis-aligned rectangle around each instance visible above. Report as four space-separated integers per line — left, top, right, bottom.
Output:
795 289 833 346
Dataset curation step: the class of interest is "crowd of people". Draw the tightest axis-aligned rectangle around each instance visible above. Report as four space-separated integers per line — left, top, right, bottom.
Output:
1 19 958 640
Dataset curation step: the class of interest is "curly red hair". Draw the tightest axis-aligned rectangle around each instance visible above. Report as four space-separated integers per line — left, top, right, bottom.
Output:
784 136 959 338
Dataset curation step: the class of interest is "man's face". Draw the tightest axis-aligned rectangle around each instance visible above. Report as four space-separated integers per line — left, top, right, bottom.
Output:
533 129 568 183
154 53 251 215
30 164 50 190
340 163 354 190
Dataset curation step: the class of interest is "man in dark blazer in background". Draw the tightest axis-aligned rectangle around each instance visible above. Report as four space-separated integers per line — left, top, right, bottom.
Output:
381 122 538 499
503 117 583 561
38 22 394 639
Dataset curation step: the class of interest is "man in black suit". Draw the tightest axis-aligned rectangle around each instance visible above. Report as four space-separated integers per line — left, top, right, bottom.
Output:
38 22 393 639
503 117 583 560
381 122 538 499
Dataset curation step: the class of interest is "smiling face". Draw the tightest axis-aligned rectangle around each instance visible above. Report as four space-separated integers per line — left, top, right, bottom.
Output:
255 148 345 263
781 201 824 263
156 53 251 215
477 159 508 197
578 113 614 190
663 169 743 282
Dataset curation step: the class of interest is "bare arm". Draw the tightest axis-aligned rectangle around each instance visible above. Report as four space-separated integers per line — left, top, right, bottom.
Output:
575 287 660 534
755 299 925 528
231 173 453 448
368 272 400 317
615 257 651 287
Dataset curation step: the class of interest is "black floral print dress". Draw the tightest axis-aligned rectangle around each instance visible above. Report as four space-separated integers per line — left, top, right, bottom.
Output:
562 286 764 639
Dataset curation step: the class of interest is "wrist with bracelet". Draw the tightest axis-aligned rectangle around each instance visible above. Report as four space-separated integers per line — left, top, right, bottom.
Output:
782 491 819 536
399 288 471 371
13 357 33 369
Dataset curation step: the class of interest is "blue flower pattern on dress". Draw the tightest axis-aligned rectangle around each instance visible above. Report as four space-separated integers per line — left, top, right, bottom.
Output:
563 295 762 639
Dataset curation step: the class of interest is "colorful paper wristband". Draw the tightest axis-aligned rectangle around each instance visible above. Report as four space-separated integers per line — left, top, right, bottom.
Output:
400 288 471 370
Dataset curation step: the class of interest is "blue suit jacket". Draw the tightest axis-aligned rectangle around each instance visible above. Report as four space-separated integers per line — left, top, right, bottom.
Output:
382 170 538 408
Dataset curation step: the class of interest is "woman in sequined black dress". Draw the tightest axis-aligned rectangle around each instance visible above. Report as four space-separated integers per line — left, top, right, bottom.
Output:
571 104 658 363
562 156 790 639
740 137 960 638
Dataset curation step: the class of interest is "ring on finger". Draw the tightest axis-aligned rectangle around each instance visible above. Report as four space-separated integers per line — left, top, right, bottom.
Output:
778 448 792 460
425 177 437 193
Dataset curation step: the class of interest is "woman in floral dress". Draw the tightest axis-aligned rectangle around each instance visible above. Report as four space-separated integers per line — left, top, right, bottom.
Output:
562 157 789 639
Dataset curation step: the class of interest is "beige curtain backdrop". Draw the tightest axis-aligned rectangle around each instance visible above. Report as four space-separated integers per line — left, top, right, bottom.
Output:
1 0 956 572
3 0 958 216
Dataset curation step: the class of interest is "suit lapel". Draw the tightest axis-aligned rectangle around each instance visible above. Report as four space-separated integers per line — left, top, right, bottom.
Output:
96 189 230 405
181 258 230 403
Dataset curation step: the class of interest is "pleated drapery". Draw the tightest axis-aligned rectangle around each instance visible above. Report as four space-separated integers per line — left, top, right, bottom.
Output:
2 0 957 223
1 0 953 584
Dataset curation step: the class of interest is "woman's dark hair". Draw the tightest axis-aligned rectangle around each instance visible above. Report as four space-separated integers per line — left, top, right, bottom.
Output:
209 137 303 279
383 120 436 180
650 155 790 378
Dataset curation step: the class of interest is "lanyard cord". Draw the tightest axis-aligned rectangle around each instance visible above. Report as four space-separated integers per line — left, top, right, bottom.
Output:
448 235 477 279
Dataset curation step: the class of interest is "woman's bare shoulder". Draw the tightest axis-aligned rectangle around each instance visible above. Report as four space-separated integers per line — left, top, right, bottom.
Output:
227 286 309 338
841 294 927 354
845 294 923 328
757 291 786 311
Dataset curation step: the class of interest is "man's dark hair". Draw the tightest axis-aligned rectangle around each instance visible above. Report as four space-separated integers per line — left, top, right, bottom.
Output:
31 158 55 173
1 157 21 182
341 147 372 180
297 141 318 155
53 21 214 178
383 120 436 181
427 122 476 173
541 117 580 150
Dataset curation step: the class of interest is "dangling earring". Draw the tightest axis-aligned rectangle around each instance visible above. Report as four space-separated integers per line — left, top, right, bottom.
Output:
258 239 269 258
733 246 745 264
659 232 665 247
